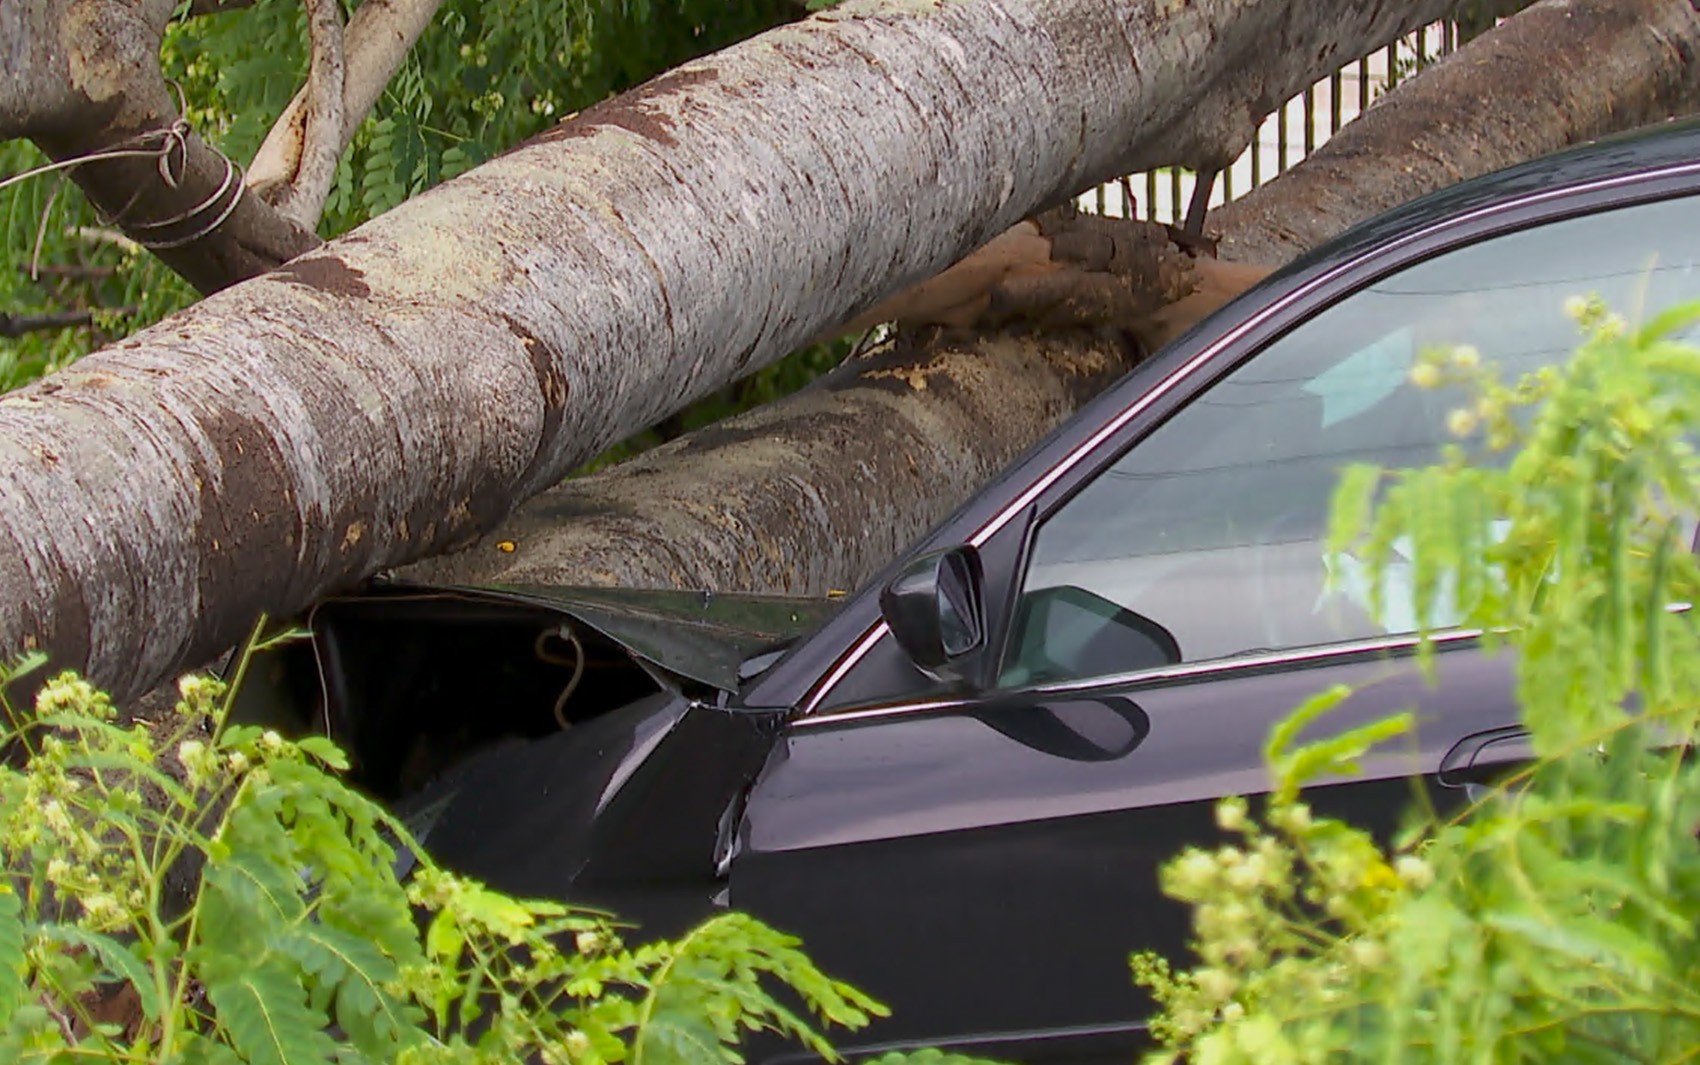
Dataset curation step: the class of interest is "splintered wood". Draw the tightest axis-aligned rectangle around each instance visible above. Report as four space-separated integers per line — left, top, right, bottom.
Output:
841 211 1273 353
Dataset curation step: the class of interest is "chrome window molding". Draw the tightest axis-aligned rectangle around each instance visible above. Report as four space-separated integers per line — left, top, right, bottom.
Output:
793 696 974 729
1026 625 1482 694
794 627 1484 729
797 160 1700 717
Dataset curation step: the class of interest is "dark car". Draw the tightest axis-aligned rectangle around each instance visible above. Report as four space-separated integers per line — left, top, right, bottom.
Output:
236 119 1700 1065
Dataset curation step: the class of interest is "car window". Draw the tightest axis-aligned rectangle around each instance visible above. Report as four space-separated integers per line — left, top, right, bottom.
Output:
1002 194 1700 689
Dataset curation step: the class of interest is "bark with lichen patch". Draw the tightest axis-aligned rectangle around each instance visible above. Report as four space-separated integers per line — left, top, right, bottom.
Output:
402 0 1700 602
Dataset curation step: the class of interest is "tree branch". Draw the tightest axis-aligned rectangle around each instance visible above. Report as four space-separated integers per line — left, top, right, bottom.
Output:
0 309 103 337
36 120 323 294
24 264 115 280
249 0 346 228
834 212 1273 352
11 0 322 292
0 0 1466 702
247 0 445 229
1211 0 1700 264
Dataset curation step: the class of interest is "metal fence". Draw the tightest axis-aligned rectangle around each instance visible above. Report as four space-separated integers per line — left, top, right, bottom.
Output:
1082 19 1477 223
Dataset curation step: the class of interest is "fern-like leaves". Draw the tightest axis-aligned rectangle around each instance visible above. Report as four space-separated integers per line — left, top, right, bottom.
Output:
205 958 340 1065
0 886 22 1020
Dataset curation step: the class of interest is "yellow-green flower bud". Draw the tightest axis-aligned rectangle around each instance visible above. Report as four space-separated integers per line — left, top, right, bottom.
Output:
1214 796 1248 832
1395 854 1435 890
1408 362 1442 389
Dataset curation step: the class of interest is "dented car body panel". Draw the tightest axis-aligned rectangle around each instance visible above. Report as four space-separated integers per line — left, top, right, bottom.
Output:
470 583 839 691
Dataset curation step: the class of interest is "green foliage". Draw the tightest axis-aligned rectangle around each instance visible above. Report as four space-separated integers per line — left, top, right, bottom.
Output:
1135 299 1700 1063
0 644 897 1065
0 140 199 390
162 0 795 239
156 0 799 236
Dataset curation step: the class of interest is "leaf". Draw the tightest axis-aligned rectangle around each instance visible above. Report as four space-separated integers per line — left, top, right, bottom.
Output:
1264 684 1356 801
637 1009 725 1065
454 882 541 936
205 960 338 1065
1482 911 1667 980
294 736 348 771
1278 712 1414 794
1 650 48 687
1635 297 1700 346
35 924 160 1022
0 886 22 1018
268 922 420 1056
176 1032 247 1065
1265 683 1354 765
425 909 464 966
1326 463 1383 565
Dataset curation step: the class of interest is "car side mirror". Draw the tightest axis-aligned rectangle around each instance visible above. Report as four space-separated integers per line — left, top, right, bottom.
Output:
974 696 1151 762
881 546 986 683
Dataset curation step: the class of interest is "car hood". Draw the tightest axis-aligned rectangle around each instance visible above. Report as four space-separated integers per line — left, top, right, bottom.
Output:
379 580 840 693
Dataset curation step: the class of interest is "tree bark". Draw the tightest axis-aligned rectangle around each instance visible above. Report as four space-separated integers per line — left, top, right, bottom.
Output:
401 329 1144 594
245 0 346 229
247 0 446 230
1210 0 1700 266
402 0 1700 601
0 0 1461 701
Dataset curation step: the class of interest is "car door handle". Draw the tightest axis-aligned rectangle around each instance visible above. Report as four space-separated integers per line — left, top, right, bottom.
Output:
1438 724 1532 801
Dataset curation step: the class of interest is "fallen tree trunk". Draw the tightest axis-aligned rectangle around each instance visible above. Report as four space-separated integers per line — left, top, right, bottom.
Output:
0 0 1458 700
401 329 1142 593
1210 0 1700 265
404 0 1700 599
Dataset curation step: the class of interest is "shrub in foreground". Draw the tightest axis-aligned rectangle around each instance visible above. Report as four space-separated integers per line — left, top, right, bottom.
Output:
0 648 887 1065
1137 300 1700 1063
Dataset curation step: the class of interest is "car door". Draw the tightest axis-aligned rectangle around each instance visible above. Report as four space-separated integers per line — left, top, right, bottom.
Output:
729 187 1700 1065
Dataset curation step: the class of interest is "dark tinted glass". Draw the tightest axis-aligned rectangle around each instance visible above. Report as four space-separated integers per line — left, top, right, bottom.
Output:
1004 194 1700 688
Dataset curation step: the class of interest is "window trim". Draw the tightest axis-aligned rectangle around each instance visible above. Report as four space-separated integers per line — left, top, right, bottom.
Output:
797 159 1700 718
795 626 1484 729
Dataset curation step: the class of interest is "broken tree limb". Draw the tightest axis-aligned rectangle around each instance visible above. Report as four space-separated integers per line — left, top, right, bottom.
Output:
403 0 1700 603
838 211 1274 351
844 0 1700 343
246 0 347 229
403 331 1142 593
0 0 1458 701
247 0 445 229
